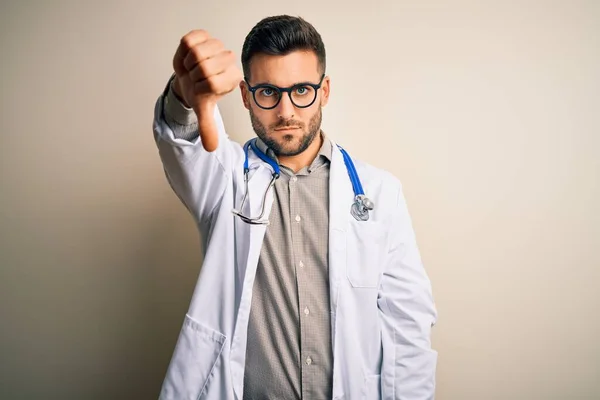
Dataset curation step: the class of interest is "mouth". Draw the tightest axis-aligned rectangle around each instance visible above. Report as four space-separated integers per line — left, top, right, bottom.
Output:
274 127 301 132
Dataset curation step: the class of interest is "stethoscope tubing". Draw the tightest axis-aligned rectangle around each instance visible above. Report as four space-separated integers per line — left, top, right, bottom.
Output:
233 138 372 224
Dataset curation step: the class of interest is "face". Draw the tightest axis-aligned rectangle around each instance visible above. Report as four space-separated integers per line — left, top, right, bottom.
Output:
240 51 330 157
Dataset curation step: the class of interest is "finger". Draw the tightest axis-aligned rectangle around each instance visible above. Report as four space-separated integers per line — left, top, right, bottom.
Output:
193 65 242 96
196 102 219 152
188 50 235 82
173 52 187 77
182 39 225 72
173 30 211 75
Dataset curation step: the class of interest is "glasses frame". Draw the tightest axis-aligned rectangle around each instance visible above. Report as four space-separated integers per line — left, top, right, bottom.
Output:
244 74 326 110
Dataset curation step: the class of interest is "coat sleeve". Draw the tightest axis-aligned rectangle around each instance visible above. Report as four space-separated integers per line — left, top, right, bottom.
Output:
378 182 438 399
152 77 242 226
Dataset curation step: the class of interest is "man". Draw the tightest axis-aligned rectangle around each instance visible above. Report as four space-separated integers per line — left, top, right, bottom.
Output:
153 15 437 400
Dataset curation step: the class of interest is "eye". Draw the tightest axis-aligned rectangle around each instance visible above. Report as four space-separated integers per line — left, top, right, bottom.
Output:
295 86 309 95
259 88 276 97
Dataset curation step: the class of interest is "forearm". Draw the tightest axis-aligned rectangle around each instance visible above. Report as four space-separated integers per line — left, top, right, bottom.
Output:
152 77 234 224
379 182 438 399
379 292 437 399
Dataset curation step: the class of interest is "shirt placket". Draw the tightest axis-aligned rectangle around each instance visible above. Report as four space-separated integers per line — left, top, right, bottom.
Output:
288 172 311 398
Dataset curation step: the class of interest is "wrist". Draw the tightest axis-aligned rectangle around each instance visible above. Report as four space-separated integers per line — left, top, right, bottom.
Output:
171 76 192 109
164 75 197 126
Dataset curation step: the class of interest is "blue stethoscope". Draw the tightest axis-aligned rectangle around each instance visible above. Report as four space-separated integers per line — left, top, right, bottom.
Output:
232 138 374 225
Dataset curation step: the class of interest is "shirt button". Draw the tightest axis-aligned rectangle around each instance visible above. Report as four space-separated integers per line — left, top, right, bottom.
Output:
299 261 304 269
295 215 301 222
291 176 298 182
306 357 312 365
304 307 310 315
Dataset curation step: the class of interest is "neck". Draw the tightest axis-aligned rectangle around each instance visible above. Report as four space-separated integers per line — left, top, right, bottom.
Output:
278 132 323 173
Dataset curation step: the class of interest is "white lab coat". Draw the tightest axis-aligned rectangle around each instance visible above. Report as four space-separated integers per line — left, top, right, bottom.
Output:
153 95 438 400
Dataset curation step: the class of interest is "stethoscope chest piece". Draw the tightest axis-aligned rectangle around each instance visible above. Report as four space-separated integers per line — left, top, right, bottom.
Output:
337 144 374 222
351 194 374 221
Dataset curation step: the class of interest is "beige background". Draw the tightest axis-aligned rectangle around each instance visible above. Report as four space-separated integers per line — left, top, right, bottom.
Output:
1 0 598 399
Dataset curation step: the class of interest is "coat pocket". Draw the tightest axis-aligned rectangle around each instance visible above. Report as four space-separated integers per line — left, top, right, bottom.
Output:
346 221 387 288
362 374 382 399
159 315 226 400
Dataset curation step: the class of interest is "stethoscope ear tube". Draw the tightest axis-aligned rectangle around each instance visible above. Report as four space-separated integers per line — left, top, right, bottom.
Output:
233 139 374 224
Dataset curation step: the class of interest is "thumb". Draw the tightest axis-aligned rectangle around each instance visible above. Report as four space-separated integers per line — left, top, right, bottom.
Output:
195 102 219 152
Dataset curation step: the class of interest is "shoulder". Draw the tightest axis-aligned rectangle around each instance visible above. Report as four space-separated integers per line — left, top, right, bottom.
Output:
352 157 401 190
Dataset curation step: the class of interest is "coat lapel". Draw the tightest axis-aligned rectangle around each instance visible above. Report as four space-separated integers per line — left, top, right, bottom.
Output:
328 140 354 399
230 147 275 400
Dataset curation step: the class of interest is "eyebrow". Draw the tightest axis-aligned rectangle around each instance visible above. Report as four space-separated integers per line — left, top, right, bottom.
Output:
251 78 320 87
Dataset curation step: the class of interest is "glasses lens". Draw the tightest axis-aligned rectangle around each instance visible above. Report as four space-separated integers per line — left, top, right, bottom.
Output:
254 87 281 109
290 85 317 108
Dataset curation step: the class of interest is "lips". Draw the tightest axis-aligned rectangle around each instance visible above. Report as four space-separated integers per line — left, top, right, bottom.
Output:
274 127 300 131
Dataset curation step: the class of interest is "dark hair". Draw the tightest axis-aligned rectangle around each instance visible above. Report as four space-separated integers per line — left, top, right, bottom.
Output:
241 15 326 80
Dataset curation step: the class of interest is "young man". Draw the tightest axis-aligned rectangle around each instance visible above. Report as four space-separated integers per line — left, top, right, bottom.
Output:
153 15 437 400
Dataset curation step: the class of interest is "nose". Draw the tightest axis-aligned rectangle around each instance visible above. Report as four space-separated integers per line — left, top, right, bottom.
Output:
276 92 295 120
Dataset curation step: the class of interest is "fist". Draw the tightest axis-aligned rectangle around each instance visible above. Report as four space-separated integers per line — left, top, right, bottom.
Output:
172 30 242 151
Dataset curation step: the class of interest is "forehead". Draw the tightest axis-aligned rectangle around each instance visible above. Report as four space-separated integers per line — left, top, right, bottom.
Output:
248 50 321 86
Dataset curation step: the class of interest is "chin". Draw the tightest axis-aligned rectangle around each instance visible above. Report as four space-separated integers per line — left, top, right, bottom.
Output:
273 128 301 137
260 127 314 157
270 138 304 157
270 130 298 143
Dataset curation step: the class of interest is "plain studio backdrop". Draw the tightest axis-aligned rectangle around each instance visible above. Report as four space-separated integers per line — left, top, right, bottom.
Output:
1 0 598 399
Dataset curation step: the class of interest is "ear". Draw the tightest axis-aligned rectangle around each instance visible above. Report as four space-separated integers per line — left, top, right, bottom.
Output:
239 81 251 110
319 76 330 107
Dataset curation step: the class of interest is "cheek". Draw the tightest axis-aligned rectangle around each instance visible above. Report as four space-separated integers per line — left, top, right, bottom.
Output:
252 108 275 126
294 109 312 122
304 109 320 124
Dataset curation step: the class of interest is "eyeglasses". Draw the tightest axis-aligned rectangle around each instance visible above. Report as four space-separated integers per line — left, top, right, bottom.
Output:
244 74 326 110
